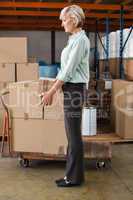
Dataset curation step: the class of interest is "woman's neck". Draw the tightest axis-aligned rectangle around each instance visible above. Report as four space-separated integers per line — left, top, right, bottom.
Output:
71 28 82 35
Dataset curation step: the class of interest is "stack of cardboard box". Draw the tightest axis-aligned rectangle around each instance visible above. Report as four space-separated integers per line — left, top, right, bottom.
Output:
9 80 67 155
0 38 26 137
0 37 67 156
0 38 27 135
0 37 39 137
0 37 39 84
0 37 28 108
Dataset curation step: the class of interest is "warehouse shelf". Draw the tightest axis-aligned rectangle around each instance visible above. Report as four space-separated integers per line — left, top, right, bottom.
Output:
0 1 132 31
0 0 133 162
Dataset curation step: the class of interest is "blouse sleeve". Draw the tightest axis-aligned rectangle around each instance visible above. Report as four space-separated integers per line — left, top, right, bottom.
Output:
56 39 85 82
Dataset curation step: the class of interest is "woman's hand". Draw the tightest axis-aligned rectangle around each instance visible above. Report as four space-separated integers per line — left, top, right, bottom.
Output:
41 91 53 106
40 79 64 106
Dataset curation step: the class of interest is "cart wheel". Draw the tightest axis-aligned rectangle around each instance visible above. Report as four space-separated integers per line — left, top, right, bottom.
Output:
19 159 30 168
96 161 105 169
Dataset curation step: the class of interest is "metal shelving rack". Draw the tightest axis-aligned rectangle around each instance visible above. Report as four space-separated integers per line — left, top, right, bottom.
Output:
95 5 133 80
119 5 133 79
95 17 110 80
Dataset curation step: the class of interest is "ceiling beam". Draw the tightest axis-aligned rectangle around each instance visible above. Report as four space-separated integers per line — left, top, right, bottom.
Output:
0 2 130 11
68 0 75 2
94 0 103 3
0 22 132 32
123 0 133 5
123 0 133 10
0 17 132 32
0 10 133 20
0 17 95 24
0 10 59 17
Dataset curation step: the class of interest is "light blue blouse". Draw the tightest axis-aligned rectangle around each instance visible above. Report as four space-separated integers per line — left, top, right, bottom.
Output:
56 30 90 83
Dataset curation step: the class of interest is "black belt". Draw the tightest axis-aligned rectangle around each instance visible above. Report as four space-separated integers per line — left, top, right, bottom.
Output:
64 82 86 86
62 82 86 91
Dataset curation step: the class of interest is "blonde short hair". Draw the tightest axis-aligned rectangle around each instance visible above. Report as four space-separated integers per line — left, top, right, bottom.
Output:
60 5 85 28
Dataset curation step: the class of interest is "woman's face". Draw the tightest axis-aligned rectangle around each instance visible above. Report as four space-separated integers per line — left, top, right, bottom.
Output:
61 13 76 33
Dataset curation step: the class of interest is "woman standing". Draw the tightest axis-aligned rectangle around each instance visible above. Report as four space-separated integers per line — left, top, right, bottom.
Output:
42 5 90 187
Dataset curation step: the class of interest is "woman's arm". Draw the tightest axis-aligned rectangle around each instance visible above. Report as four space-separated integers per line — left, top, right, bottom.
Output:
41 79 64 106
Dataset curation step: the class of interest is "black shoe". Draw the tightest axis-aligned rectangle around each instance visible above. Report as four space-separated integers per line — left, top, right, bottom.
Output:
56 179 81 187
55 178 65 184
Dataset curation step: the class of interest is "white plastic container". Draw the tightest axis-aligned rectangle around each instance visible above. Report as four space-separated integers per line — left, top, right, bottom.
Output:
123 29 130 58
116 30 120 58
82 107 97 136
109 32 117 58
128 38 133 58
98 37 104 59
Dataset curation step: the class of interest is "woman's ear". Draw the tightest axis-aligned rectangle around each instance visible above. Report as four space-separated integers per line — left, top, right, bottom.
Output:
73 19 77 27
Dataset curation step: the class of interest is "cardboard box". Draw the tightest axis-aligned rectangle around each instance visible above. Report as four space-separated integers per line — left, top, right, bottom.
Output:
0 64 15 82
9 80 64 120
12 119 45 153
42 120 67 155
99 58 133 80
39 79 64 120
12 118 67 154
112 79 133 110
17 63 39 81
111 79 133 131
9 81 43 119
116 109 133 139
44 91 64 120
111 79 129 131
123 59 133 81
0 37 27 63
99 58 119 79
38 79 55 93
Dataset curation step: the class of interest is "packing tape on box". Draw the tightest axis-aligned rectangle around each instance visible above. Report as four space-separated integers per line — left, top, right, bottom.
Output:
2 63 6 68
24 83 29 88
24 113 29 120
25 63 29 66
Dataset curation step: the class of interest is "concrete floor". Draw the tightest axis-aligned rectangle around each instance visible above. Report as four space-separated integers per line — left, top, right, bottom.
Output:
0 143 133 200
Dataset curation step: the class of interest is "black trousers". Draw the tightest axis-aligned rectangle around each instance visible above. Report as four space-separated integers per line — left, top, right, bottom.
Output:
62 82 86 184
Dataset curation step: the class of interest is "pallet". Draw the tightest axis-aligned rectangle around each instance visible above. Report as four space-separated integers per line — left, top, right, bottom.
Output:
83 133 133 143
17 141 112 161
16 139 112 169
17 133 133 168
13 133 128 168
